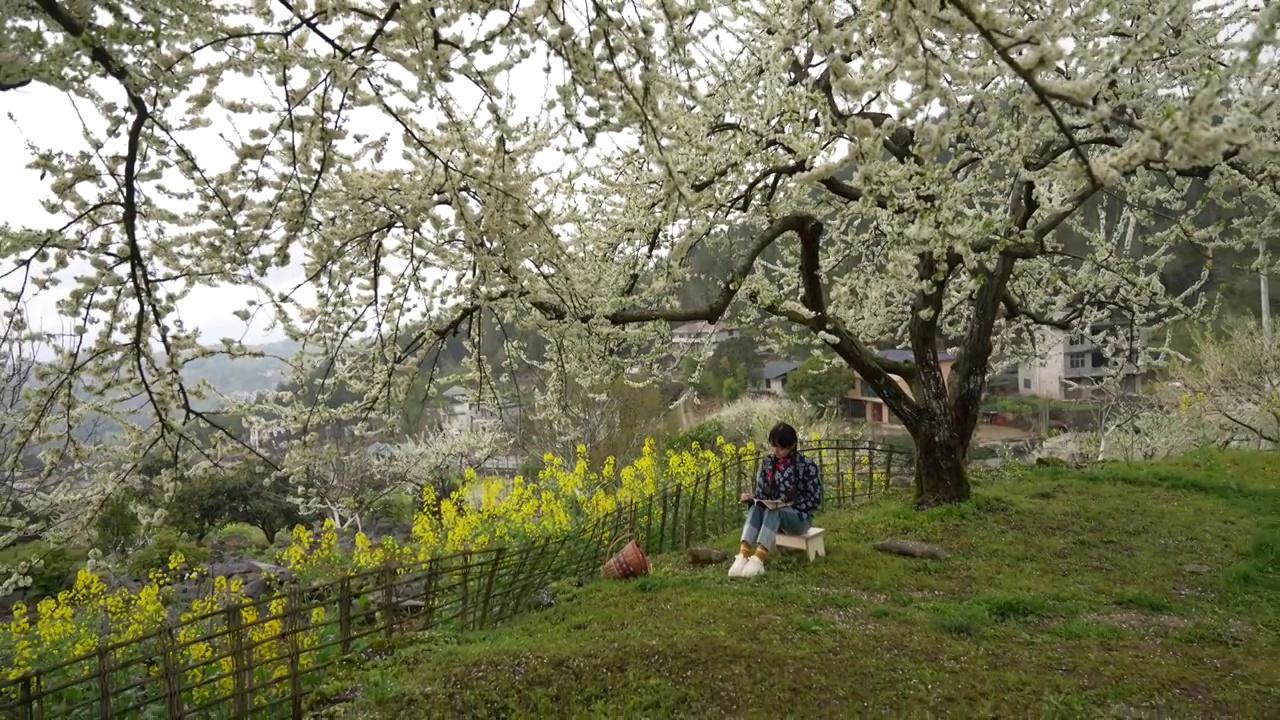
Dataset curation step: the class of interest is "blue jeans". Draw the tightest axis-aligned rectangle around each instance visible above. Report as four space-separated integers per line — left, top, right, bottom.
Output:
741 504 811 551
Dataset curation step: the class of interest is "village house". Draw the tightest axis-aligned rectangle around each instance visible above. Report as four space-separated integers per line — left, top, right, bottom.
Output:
440 385 522 433
748 360 799 397
670 321 741 346
840 349 957 425
1017 322 1152 399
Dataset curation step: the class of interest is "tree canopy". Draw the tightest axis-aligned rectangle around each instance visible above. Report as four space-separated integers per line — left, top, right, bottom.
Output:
1 0 1277 539
786 357 858 410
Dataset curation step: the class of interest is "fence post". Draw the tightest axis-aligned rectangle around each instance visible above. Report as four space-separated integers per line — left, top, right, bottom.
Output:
644 496 655 551
95 645 113 720
380 564 396 639
465 553 478 628
609 506 623 555
720 459 732 531
338 576 353 655
285 585 304 720
421 559 439 630
158 621 185 718
657 492 669 554
670 484 683 550
459 554 471 630
699 470 710 540
225 603 251 718
17 676 32 720
479 547 505 629
683 481 696 549
835 446 845 506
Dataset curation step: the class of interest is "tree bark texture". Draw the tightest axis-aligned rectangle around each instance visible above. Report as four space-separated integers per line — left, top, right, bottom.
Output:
908 417 973 508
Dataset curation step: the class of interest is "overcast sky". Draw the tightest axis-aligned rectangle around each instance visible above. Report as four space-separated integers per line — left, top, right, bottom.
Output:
0 17 555 352
4 7 1269 355
1 78 299 346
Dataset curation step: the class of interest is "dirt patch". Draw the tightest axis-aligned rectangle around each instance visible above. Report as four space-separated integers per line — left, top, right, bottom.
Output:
808 586 890 604
818 606 884 631
973 424 1037 441
1089 611 1189 631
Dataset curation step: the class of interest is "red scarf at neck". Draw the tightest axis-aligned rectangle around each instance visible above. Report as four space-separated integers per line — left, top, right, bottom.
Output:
766 455 792 490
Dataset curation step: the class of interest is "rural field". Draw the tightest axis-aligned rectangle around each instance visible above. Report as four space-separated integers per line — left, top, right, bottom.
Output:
4 2 1279 718
308 451 1280 718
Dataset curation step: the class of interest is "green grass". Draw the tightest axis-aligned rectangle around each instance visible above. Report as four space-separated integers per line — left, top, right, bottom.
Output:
208 522 271 550
309 450 1280 718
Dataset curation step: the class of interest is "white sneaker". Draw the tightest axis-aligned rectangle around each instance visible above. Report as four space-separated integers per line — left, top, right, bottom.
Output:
727 554 750 578
741 556 766 578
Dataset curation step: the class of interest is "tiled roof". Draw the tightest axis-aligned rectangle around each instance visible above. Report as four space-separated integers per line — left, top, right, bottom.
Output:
757 360 800 379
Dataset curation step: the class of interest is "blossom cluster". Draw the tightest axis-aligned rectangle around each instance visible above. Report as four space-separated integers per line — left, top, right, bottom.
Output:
279 438 756 577
0 438 757 699
2 435 890 713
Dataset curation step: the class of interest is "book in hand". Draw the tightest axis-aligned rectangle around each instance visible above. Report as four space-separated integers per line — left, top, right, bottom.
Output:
746 497 791 510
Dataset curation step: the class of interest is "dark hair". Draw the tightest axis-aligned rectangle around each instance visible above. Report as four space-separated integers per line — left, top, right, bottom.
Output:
767 422 798 449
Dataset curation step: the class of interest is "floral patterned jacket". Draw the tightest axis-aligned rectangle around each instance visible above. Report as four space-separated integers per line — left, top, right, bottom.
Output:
752 451 823 518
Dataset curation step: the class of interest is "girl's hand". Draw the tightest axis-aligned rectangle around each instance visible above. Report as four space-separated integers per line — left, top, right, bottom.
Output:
740 493 753 502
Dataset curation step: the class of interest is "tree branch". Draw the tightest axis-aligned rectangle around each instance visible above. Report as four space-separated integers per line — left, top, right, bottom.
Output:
731 220 920 422
951 0 1100 189
790 219 921 415
999 290 1075 330
1025 136 1122 172
949 255 1017 449
531 214 813 325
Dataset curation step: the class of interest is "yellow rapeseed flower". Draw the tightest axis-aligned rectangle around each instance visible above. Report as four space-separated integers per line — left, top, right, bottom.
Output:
12 437 767 694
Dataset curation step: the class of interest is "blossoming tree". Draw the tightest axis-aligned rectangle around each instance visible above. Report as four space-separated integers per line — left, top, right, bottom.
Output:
386 424 510 503
1171 316 1279 447
1 0 1278 537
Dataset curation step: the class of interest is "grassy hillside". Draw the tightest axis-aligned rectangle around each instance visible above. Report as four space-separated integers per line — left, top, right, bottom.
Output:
310 452 1279 718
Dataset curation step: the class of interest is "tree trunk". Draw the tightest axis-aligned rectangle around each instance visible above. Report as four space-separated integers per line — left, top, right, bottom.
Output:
258 520 277 545
910 424 971 508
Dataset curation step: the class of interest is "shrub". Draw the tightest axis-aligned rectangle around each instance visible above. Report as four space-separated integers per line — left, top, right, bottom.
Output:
876 434 916 453
663 419 726 454
711 396 851 445
209 523 270 550
367 493 417 528
92 492 143 555
0 541 87 599
125 529 211 577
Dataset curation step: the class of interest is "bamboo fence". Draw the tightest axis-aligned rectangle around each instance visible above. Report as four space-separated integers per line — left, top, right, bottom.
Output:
0 441 911 719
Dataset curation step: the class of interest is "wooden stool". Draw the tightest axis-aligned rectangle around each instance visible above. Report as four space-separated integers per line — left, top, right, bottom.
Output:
775 527 826 561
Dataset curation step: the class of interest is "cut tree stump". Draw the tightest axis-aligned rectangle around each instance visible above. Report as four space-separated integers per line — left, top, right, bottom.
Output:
686 547 728 566
873 539 948 560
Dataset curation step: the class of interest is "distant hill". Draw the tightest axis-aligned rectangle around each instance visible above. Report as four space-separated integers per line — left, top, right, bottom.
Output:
179 339 301 400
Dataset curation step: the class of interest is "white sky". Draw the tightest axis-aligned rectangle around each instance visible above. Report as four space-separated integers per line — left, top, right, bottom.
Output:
0 15 558 351
3 3 1271 354
2 79 280 344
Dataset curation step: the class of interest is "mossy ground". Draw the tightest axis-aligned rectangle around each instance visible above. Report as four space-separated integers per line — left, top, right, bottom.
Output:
309 450 1279 718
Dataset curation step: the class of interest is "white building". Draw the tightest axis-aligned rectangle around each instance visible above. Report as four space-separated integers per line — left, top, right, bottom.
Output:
1017 324 1150 399
440 386 520 433
248 421 290 450
748 360 799 397
671 321 741 346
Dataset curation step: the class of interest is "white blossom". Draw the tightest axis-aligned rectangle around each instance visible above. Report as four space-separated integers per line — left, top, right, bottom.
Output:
0 0 1274 550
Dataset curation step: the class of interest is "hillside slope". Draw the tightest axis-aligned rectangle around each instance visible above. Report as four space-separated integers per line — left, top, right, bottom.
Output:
311 452 1279 718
